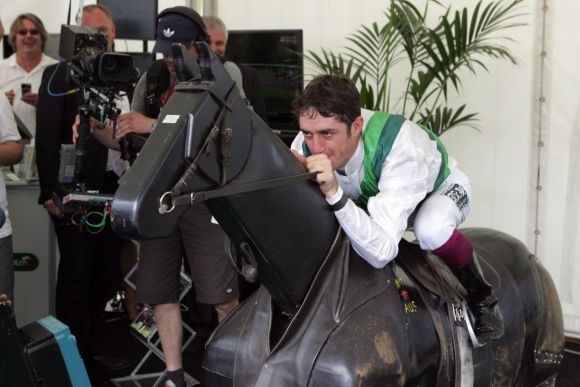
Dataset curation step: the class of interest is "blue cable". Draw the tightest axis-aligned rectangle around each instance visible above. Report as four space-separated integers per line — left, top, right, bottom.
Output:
47 61 79 97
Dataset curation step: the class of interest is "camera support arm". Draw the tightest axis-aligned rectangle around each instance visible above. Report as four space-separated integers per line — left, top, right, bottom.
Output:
73 98 91 191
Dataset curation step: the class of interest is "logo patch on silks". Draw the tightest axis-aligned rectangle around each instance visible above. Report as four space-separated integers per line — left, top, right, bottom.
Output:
442 183 468 211
394 277 418 314
13 253 40 271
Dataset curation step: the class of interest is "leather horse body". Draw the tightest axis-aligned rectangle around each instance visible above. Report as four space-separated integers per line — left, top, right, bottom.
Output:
110 45 564 387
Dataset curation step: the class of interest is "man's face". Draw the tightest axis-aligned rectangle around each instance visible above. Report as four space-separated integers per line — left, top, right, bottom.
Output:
15 18 42 58
299 108 362 170
208 28 227 58
81 9 116 51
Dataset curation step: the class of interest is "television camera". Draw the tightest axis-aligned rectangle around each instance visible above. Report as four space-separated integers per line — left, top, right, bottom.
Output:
58 24 137 217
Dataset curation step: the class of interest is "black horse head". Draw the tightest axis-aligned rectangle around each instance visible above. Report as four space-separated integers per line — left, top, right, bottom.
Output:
111 43 339 315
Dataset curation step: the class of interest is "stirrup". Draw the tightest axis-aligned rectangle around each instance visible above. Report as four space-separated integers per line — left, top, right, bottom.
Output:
461 302 503 347
461 302 485 348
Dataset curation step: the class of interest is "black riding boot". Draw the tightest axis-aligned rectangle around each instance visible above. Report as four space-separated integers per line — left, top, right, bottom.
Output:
453 254 504 344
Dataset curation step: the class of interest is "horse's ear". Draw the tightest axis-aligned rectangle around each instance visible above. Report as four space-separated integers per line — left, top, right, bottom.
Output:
171 43 201 82
195 42 214 81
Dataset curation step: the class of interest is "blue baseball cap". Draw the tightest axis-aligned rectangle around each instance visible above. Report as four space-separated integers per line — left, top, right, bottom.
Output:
153 9 205 55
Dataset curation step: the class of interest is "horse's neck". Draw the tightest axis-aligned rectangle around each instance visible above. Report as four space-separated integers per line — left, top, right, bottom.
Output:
207 117 340 314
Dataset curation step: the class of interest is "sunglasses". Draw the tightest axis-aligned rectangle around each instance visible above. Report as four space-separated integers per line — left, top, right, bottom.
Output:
17 29 40 36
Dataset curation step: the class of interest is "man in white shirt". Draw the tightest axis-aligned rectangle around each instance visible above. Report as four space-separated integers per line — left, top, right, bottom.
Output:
291 75 503 345
0 13 57 137
0 94 24 301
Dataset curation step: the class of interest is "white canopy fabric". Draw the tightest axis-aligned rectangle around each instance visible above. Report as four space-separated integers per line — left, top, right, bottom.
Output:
533 0 580 336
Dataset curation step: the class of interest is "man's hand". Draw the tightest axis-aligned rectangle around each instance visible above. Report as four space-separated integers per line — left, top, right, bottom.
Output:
304 154 339 198
44 199 64 219
21 91 38 106
291 149 307 164
4 90 14 105
116 112 155 139
72 114 100 144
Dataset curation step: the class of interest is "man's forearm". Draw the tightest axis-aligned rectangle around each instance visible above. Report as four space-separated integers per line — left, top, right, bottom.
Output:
92 124 121 150
0 141 24 166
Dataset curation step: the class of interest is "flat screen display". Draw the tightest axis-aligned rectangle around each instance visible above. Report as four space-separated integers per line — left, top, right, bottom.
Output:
97 0 158 40
226 30 303 133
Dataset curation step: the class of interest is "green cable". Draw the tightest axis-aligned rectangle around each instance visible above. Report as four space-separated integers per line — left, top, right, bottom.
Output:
84 207 107 230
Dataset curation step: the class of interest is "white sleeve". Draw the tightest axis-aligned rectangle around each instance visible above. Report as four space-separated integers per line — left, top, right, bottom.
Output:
0 94 20 143
331 121 441 268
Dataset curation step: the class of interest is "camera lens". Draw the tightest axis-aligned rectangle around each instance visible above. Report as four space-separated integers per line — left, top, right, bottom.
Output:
97 52 134 87
102 55 121 75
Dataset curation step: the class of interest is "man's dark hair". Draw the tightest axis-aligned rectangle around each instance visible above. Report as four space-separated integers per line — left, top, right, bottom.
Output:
292 75 361 128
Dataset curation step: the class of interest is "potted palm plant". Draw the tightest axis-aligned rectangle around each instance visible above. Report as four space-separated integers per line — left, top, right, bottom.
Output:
304 0 526 135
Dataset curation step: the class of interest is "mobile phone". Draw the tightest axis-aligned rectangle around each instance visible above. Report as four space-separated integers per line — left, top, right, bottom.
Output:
21 83 31 94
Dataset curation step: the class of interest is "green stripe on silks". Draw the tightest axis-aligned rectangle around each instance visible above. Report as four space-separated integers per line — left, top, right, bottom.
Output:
302 140 312 157
356 113 406 209
419 124 450 191
300 112 450 210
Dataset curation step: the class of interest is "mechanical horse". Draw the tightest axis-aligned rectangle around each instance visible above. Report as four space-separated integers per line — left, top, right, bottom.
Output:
110 44 564 386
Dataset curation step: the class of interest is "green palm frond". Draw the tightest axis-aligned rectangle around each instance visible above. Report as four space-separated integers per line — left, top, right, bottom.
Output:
303 49 365 82
418 105 479 136
302 0 525 134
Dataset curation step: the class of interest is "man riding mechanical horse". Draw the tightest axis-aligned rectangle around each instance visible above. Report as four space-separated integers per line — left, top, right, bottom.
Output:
291 75 502 344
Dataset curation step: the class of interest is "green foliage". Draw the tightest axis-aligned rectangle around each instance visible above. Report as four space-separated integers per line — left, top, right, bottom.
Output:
303 0 525 135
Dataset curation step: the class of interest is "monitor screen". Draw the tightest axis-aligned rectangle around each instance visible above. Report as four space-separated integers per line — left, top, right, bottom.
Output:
97 0 158 40
226 30 303 133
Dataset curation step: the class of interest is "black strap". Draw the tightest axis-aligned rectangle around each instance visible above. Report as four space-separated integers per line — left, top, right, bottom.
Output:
169 172 318 209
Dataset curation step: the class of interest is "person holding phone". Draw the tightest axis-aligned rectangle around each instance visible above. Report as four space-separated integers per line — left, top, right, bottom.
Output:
0 14 56 138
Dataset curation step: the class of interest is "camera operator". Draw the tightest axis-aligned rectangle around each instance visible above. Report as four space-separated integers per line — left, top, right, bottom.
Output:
35 4 129 371
105 7 241 386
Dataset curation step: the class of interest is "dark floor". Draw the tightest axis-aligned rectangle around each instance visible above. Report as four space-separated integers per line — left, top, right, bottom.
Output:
91 315 580 387
88 312 207 386
558 341 580 387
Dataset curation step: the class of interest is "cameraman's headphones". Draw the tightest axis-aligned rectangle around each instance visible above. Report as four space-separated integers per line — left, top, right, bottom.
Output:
156 6 210 45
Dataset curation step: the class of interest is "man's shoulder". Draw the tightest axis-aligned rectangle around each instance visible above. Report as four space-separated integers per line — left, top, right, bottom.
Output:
0 55 15 78
40 54 58 67
0 54 16 67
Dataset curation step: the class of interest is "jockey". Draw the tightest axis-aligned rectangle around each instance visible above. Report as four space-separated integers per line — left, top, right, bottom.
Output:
291 74 503 344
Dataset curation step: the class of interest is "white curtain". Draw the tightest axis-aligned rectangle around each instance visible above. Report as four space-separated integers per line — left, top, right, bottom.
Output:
533 0 580 336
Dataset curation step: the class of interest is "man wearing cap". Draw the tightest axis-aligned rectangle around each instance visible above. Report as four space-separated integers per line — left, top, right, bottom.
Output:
115 9 244 137
114 7 240 387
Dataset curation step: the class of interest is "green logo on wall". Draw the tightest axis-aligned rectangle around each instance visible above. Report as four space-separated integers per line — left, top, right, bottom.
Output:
13 253 39 271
